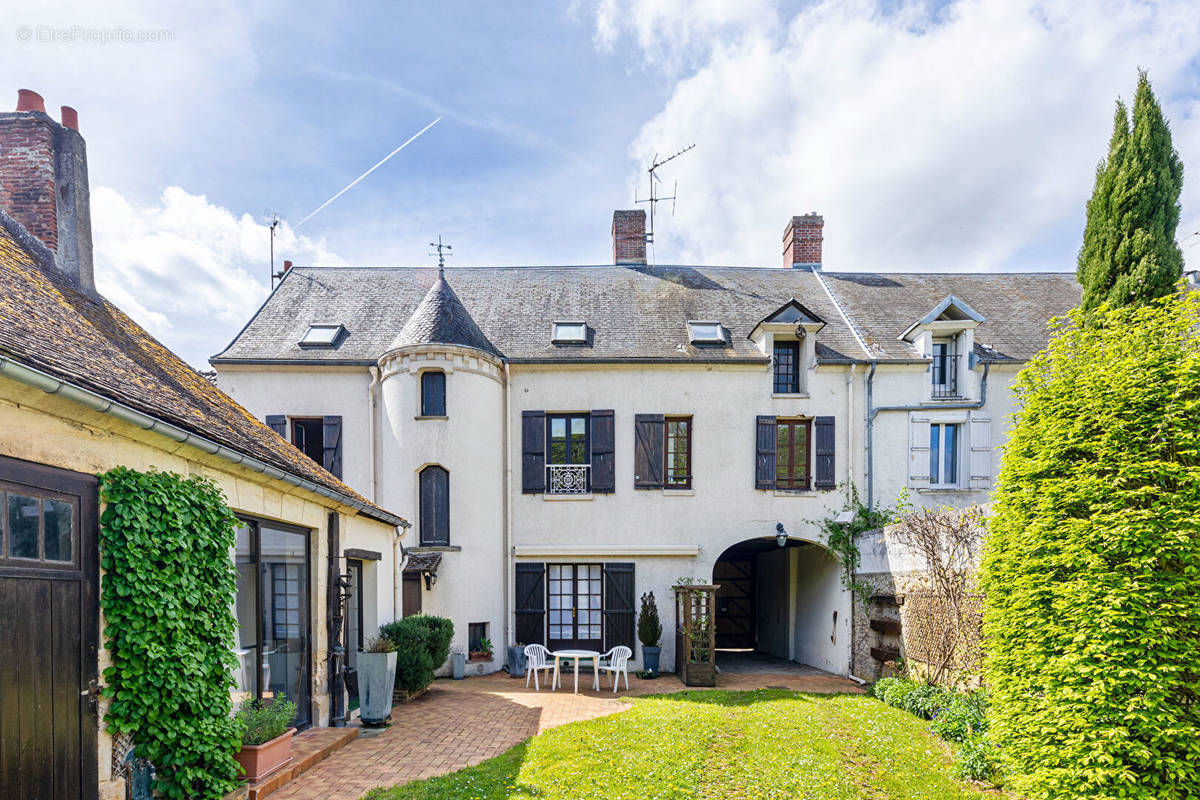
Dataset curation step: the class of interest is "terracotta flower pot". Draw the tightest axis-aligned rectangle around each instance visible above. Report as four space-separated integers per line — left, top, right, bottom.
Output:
235 727 295 782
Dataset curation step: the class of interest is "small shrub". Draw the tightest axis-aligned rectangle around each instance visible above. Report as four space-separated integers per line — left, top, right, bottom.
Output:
870 677 898 700
899 684 946 719
953 731 1002 785
881 677 921 710
930 690 988 743
236 695 298 747
381 615 454 695
363 635 395 653
638 592 663 648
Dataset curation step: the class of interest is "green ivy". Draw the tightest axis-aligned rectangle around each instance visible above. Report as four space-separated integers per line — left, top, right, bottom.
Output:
99 468 242 799
815 485 909 603
981 294 1200 799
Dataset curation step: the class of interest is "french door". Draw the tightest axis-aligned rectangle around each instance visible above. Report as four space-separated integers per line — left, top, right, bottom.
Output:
234 520 312 729
547 564 603 651
344 559 363 712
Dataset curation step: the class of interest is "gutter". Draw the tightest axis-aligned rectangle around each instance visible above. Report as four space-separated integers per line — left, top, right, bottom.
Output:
865 361 990 508
0 354 405 528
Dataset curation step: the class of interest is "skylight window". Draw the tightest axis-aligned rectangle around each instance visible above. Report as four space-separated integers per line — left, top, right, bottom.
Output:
687 321 725 344
552 322 588 344
299 324 345 348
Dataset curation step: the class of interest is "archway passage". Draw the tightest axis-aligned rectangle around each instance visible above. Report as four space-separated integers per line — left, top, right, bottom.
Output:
712 537 848 676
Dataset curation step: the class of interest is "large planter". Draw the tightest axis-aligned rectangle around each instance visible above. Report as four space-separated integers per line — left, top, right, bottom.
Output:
642 645 661 675
681 660 716 687
358 650 398 727
234 727 295 783
451 652 466 679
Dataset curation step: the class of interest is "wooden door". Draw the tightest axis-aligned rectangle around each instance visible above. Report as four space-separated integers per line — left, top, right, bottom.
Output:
715 557 755 649
402 573 422 617
547 564 603 651
0 456 98 800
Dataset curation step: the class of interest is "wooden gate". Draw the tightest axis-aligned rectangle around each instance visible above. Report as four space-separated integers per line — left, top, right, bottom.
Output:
0 456 98 800
714 557 755 649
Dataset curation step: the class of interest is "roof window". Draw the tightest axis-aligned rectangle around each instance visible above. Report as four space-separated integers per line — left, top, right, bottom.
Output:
687 321 725 344
299 324 346 348
552 321 588 344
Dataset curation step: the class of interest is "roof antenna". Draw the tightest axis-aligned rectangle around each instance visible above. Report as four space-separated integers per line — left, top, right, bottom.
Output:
428 235 452 278
636 143 695 264
268 215 284 289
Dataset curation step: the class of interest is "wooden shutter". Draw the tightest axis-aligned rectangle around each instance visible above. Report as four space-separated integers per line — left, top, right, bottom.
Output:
514 563 546 645
603 562 635 650
522 411 546 493
591 410 615 493
633 414 665 489
322 415 343 478
969 414 992 489
419 466 450 545
813 416 836 490
908 414 931 487
266 415 287 438
755 415 777 490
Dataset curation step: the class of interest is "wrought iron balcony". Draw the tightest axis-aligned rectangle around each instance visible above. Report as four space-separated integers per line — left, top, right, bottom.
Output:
931 353 960 399
547 464 590 494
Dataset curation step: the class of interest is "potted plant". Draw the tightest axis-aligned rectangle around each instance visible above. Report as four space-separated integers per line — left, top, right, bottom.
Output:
638 591 663 676
469 637 494 662
358 635 398 727
234 694 298 782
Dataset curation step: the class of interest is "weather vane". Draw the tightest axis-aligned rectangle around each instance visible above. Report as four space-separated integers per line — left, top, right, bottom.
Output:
428 235 452 276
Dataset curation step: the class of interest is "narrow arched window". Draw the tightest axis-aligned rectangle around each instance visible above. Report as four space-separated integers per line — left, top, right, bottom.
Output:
421 371 446 417
419 465 449 546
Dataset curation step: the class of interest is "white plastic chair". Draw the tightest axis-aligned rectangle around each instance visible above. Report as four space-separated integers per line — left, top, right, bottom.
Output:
596 646 632 693
523 644 558 691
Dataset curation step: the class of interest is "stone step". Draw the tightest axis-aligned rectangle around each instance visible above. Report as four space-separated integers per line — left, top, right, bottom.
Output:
246 726 358 800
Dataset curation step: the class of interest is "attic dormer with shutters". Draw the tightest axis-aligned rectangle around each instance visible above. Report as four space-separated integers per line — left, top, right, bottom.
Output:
750 299 826 397
899 295 985 401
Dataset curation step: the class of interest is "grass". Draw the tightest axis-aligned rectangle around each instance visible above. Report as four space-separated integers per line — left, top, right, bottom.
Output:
362 689 1002 800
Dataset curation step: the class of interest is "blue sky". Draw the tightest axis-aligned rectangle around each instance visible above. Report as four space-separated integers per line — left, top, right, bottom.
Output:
3 0 1199 366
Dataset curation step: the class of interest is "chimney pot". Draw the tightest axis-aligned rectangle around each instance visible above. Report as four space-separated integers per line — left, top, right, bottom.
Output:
782 213 824 269
60 106 79 131
612 209 647 266
16 89 46 114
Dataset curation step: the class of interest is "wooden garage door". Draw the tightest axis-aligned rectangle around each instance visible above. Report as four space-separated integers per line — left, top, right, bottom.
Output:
0 456 98 800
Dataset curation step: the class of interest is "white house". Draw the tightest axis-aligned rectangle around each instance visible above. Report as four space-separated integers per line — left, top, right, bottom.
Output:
213 210 1079 678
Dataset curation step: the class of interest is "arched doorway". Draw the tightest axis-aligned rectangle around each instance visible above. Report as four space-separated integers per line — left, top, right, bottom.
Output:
711 536 849 675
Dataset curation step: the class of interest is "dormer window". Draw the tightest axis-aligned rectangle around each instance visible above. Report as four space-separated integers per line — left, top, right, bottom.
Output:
552 322 588 345
931 339 958 398
299 324 345 348
773 340 801 393
687 321 725 344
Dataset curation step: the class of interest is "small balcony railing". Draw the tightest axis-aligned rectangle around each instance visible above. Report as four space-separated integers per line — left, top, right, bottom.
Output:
547 464 590 494
931 353 960 399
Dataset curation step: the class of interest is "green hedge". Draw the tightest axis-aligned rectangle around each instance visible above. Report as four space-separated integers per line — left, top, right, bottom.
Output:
380 615 454 695
981 294 1200 799
99 468 242 799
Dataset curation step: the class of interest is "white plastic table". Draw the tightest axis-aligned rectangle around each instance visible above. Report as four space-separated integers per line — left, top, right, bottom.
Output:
551 649 602 694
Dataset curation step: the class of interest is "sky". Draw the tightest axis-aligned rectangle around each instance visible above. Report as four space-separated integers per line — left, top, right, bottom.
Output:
3 0 1199 367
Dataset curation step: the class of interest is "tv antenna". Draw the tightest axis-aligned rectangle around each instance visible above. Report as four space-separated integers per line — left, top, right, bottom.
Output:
268 215 284 288
636 143 695 251
428 235 452 276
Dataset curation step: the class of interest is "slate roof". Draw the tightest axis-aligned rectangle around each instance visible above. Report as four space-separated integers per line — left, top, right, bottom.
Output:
0 215 401 525
213 264 1081 366
389 271 502 358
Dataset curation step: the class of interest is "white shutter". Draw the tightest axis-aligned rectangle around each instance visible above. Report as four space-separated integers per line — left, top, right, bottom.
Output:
908 415 931 487
969 414 992 489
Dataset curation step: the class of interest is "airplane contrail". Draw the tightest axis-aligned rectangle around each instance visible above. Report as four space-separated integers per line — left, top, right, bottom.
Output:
294 116 442 229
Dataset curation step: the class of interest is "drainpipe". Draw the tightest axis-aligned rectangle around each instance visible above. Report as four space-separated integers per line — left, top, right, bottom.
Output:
865 362 990 509
367 365 381 503
502 362 512 650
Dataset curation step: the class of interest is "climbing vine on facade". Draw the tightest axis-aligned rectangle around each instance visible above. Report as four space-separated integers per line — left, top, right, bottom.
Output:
99 468 242 799
816 485 909 602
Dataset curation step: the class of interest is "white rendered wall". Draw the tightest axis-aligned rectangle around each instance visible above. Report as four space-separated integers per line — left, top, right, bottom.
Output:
791 544 850 674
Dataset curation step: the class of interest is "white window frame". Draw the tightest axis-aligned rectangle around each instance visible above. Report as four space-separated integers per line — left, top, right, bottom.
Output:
299 323 345 348
929 422 961 488
687 320 724 344
552 321 588 344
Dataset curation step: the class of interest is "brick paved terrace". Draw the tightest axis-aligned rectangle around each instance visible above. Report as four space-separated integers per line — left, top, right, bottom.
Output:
268 668 862 800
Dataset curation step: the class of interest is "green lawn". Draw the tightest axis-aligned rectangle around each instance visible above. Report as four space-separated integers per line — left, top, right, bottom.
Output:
363 689 1001 800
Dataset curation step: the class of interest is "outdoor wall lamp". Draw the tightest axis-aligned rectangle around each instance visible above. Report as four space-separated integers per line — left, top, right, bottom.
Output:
775 522 788 548
423 571 437 591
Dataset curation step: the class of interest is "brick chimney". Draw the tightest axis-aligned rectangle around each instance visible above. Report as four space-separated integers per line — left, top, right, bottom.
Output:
612 209 646 265
782 213 823 269
0 89 95 297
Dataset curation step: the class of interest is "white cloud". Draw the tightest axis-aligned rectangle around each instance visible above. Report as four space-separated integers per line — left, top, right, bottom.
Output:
596 0 1200 273
91 186 343 367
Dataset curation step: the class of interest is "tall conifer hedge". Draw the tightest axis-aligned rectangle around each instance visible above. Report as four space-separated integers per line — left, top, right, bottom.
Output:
981 294 1200 799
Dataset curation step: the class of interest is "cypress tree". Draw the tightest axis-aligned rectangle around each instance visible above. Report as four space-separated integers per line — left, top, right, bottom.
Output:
1077 71 1184 312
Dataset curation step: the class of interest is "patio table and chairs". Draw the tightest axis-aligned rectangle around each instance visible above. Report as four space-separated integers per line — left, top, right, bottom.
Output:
524 645 634 694
522 643 557 691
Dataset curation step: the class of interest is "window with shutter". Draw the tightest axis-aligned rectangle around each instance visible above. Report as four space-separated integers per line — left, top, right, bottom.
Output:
420 371 446 417
266 415 287 437
514 563 545 645
776 418 811 490
521 411 546 493
418 465 449 546
813 416 835 490
633 414 665 489
591 410 615 493
603 563 635 650
664 417 692 489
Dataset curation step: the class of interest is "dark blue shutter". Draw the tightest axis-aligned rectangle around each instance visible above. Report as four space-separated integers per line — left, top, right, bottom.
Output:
322 416 343 479
756 415 777 490
522 411 546 493
419 466 450 545
266 415 286 438
590 410 615 493
603 563 635 650
515 563 546 645
421 371 446 416
814 416 836 490
634 414 665 489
